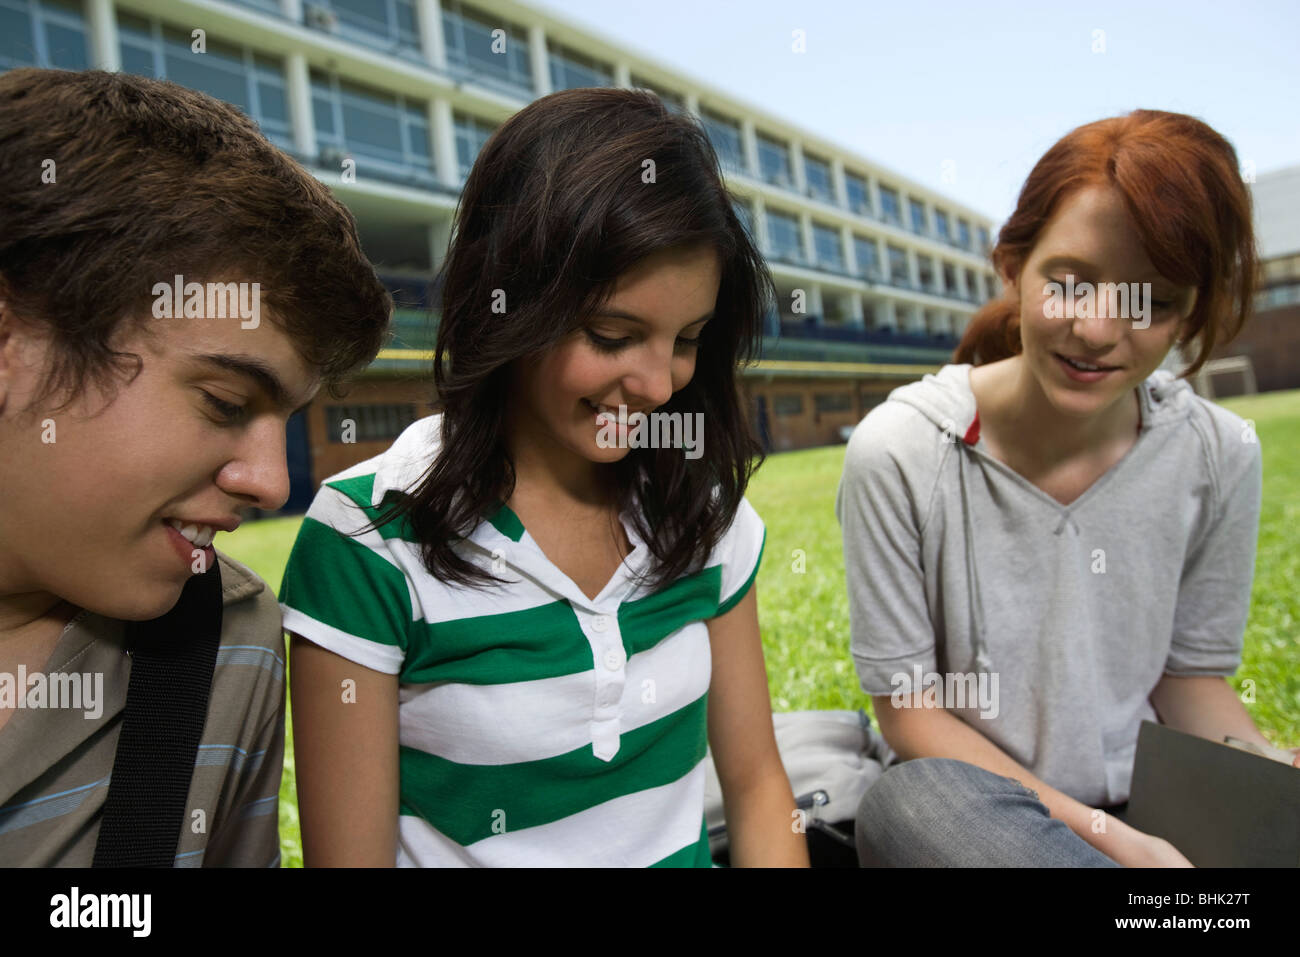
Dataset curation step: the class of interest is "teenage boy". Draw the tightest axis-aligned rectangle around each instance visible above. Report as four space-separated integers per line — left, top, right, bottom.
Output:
0 68 392 865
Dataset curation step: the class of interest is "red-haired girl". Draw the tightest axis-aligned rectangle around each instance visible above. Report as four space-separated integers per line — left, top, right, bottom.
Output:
839 109 1299 867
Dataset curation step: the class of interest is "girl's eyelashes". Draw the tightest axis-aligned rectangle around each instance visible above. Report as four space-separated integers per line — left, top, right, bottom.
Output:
1043 277 1178 315
200 389 248 424
584 329 702 353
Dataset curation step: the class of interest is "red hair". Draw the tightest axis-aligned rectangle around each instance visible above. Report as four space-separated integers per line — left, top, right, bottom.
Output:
954 109 1257 377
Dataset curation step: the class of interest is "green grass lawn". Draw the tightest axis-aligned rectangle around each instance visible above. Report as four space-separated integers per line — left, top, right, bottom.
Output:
221 388 1300 867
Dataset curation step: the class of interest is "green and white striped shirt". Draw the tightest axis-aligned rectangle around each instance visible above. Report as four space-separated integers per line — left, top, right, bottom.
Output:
279 414 766 866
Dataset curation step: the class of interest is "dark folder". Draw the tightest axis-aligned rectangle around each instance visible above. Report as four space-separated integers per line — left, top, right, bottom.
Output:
1125 720 1299 867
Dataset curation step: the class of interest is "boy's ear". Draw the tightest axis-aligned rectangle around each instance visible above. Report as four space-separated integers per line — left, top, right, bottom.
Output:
0 299 13 413
0 300 42 417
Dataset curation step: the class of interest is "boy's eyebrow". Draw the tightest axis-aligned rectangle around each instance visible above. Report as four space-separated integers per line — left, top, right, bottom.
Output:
192 353 315 414
594 309 714 327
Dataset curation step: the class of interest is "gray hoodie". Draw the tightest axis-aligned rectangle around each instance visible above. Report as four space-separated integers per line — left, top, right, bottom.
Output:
835 363 1262 806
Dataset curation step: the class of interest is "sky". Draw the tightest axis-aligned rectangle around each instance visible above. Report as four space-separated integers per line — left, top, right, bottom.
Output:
531 0 1300 230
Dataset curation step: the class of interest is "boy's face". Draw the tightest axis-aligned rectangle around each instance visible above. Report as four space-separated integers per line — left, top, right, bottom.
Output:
0 304 319 622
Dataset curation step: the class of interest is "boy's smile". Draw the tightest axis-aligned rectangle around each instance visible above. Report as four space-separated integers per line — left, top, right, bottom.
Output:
0 305 318 625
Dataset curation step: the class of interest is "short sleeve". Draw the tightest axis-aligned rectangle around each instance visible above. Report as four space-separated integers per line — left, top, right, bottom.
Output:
1166 432 1262 676
278 480 413 675
835 404 938 694
713 496 767 617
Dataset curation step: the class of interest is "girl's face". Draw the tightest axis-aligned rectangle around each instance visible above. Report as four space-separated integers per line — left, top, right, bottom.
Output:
0 306 318 622
1004 184 1200 419
510 243 721 471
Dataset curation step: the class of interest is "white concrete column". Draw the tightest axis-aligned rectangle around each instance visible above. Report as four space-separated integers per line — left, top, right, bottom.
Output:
869 176 883 222
752 195 769 256
841 224 857 275
685 90 699 115
741 117 759 178
808 283 824 319
429 220 452 272
280 0 302 22
87 0 120 72
791 138 806 195
848 291 864 325
286 52 316 159
418 0 446 70
906 247 919 289
529 23 550 95
800 212 814 268
614 61 631 87
431 98 458 188
831 156 847 207
879 298 897 330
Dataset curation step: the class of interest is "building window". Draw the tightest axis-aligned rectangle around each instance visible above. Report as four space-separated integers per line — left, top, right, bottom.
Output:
757 133 792 188
700 108 745 175
965 267 978 299
766 209 803 263
630 75 685 113
804 152 833 202
957 218 971 249
548 42 612 91
0 0 87 71
977 225 991 254
733 199 754 242
453 111 496 178
845 172 870 215
942 262 957 293
887 244 908 283
442 1 532 96
878 185 901 225
773 394 804 417
311 70 433 184
309 0 420 58
814 392 852 414
909 198 927 234
229 0 281 13
918 255 934 290
853 236 879 278
118 14 291 150
812 222 843 271
327 404 418 443
934 209 951 241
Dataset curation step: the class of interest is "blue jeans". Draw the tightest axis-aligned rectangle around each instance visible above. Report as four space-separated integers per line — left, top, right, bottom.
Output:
856 758 1124 867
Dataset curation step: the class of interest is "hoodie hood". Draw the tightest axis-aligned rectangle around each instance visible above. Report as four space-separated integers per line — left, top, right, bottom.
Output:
878 362 1194 676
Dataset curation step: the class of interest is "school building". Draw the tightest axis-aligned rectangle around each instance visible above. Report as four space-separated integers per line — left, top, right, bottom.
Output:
51 0 1300 512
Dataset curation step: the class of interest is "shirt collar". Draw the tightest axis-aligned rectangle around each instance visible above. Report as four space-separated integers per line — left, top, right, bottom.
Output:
370 414 444 507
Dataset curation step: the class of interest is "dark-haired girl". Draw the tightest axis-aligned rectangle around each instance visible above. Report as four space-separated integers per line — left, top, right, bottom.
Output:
281 89 808 867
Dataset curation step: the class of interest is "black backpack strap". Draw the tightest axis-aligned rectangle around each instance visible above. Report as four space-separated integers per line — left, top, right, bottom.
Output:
92 560 224 867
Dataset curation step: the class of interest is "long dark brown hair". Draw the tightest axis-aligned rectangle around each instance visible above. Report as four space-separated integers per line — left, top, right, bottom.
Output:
955 108 1257 376
373 87 773 592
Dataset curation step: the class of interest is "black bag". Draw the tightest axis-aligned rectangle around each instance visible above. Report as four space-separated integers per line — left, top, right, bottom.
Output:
92 560 223 867
703 708 898 867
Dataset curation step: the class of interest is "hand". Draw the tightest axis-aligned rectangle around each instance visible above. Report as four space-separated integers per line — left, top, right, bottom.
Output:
1104 819 1195 868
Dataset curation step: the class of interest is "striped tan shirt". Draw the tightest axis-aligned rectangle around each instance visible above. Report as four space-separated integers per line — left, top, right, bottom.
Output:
0 551 285 866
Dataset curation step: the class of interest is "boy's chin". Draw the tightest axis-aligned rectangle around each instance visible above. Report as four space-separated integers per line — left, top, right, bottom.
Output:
89 579 192 623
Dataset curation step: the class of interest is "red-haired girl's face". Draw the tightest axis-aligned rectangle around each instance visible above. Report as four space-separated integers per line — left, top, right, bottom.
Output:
507 243 720 482
1005 184 1199 418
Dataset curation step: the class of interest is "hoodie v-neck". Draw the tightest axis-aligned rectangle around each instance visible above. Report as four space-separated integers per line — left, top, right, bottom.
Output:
962 371 1150 519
